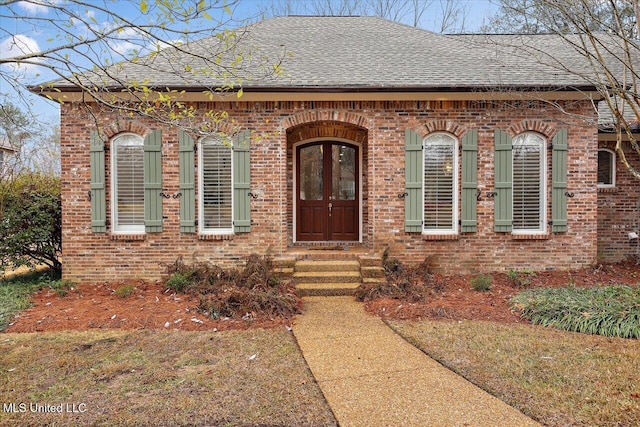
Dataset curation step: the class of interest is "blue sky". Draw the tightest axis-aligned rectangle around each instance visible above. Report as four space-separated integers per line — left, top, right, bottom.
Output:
0 0 497 125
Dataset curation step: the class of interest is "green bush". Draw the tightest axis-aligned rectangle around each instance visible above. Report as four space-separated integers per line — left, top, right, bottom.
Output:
0 173 61 274
470 275 492 292
511 285 640 338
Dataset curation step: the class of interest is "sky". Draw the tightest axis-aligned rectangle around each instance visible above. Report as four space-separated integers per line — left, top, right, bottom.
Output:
0 0 498 125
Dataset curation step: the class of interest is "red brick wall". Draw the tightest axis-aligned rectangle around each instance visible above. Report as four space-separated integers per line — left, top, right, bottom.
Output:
60 99 601 281
597 139 640 262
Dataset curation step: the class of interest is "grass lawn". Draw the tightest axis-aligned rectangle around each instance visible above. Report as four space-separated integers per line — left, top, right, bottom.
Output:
0 329 337 426
389 320 640 427
0 272 51 331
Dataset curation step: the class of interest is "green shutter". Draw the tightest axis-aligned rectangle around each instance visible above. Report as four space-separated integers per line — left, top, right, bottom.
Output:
144 130 163 233
405 129 423 232
178 130 196 233
494 129 513 232
461 130 478 233
233 129 251 233
90 130 107 232
552 129 568 233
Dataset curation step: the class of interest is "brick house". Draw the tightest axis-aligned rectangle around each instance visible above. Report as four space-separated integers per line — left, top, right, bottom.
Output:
36 16 639 281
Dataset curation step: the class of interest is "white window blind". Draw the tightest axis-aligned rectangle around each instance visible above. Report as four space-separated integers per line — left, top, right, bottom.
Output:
424 134 457 231
513 133 545 232
113 134 144 232
200 139 232 232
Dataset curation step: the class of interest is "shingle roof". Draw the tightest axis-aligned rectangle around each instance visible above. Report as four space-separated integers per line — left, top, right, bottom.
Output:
47 16 616 92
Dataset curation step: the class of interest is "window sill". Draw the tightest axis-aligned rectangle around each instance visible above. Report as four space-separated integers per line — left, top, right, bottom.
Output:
198 234 234 241
597 186 617 193
511 234 550 240
110 233 146 241
422 234 459 241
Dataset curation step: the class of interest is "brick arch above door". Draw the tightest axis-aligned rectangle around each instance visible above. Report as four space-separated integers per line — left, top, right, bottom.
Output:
283 110 370 144
286 120 368 145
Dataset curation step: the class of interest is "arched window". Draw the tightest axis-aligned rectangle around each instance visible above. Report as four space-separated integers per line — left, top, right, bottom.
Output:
597 148 616 188
512 132 546 233
423 133 458 232
111 133 144 233
199 137 233 233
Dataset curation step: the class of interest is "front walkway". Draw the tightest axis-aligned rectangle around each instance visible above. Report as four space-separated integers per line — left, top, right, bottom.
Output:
293 296 541 427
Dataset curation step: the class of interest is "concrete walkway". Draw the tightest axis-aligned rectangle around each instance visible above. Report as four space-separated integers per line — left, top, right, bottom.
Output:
293 296 541 427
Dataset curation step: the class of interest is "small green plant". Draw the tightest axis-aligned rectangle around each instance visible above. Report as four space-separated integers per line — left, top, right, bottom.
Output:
470 275 492 292
507 269 536 288
165 272 193 292
113 284 135 298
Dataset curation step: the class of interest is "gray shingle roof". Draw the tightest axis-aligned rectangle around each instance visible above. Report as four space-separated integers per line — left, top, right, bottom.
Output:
48 16 616 92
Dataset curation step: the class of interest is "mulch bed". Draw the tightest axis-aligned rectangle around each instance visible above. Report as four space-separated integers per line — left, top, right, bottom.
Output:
4 259 639 332
5 280 287 333
365 259 640 323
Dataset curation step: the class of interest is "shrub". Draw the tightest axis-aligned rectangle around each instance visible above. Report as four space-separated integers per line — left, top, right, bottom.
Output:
0 173 61 274
511 285 640 338
470 275 492 292
163 255 300 320
355 252 437 302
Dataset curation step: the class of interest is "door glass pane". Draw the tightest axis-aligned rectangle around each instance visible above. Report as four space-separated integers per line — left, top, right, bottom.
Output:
299 145 323 201
332 145 356 200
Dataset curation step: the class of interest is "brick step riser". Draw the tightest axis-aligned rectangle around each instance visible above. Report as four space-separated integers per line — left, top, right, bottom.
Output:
293 275 362 284
295 264 361 273
358 256 383 267
360 267 385 279
296 283 361 297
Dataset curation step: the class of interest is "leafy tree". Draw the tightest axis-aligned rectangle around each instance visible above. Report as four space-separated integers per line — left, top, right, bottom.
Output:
484 0 640 180
1 0 283 133
0 173 62 274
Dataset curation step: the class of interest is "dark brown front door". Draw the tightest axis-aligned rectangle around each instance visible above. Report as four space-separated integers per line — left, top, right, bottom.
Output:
296 142 359 241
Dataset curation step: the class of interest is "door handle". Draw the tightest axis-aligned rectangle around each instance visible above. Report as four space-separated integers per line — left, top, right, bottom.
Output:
328 202 332 217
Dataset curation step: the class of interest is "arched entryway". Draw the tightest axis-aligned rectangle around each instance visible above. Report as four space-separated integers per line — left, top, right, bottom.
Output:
286 119 368 245
296 141 359 241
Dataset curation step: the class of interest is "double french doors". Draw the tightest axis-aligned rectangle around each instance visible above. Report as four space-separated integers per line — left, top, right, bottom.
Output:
296 142 359 241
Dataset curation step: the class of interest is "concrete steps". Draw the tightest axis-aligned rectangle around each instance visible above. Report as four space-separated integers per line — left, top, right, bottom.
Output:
276 254 387 296
294 260 362 296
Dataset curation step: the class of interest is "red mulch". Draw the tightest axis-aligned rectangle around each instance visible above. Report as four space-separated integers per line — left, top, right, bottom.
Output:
365 259 640 323
5 280 288 333
4 259 639 333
